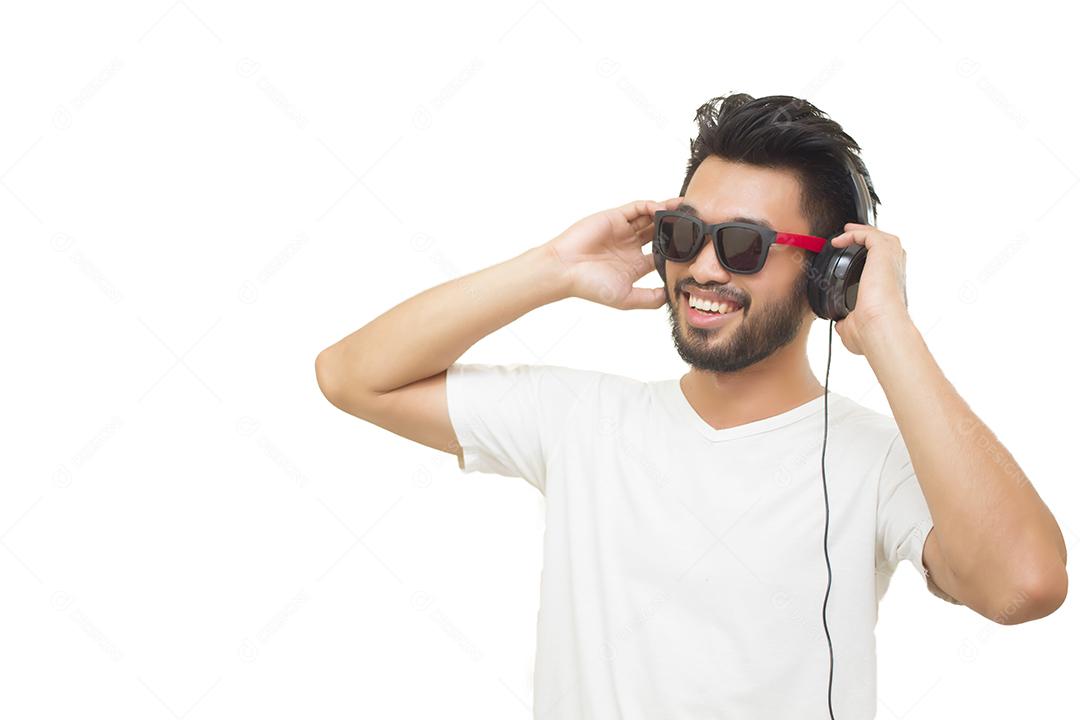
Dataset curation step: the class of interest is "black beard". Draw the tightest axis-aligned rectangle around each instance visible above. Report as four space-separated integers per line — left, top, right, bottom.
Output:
666 271 810 373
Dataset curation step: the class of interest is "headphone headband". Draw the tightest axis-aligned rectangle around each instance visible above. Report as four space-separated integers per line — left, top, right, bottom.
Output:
841 153 873 227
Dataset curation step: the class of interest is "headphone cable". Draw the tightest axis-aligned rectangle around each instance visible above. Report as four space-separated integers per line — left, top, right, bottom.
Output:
822 318 837 719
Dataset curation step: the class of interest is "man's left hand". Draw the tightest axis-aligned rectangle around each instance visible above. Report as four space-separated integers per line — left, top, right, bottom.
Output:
828 222 911 355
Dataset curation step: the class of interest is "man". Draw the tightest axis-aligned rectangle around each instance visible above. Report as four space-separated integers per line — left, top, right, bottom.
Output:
315 93 1067 719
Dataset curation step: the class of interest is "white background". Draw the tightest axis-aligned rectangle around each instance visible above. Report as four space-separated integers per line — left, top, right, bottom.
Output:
2 1 1076 717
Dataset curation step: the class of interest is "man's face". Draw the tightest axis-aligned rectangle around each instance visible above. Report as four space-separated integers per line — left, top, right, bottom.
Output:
664 155 816 373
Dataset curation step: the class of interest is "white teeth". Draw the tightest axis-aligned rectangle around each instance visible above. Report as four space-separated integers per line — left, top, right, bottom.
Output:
689 295 737 314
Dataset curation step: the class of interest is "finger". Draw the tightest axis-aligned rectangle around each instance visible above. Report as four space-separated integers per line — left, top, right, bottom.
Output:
619 250 654 281
830 229 866 247
617 199 656 224
631 219 656 246
628 214 653 233
648 199 674 215
621 196 683 223
649 196 684 216
635 251 658 277
622 285 667 310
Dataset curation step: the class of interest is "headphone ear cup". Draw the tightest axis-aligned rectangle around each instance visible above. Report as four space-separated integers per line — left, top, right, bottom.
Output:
833 244 867 319
808 241 867 321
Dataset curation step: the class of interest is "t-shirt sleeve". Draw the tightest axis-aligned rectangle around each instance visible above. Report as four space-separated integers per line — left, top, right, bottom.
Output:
444 362 592 494
876 429 962 604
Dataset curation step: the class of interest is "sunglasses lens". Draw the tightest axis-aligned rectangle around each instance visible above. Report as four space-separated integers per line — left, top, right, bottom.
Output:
657 216 700 260
718 227 765 272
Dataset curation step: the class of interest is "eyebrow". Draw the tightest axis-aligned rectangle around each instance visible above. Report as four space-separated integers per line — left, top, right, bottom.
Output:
676 202 776 231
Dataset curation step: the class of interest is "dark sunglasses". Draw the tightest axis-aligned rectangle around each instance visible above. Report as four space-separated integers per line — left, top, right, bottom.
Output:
653 210 829 274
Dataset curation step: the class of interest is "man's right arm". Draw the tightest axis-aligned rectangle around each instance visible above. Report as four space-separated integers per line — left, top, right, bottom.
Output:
314 243 572 466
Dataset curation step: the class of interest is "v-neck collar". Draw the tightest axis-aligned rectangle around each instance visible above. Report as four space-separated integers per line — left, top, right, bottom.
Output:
660 376 829 442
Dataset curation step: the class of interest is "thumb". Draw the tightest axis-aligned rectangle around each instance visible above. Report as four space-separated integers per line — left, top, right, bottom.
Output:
622 286 668 310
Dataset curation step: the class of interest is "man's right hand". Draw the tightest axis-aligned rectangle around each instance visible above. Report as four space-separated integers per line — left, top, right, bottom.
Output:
543 196 685 310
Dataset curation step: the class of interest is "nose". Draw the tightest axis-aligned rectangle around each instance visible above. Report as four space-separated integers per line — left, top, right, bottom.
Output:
684 233 733 285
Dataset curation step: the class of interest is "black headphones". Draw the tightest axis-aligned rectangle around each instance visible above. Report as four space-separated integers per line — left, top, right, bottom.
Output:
654 155 874 322
806 155 874 321
816 154 876 719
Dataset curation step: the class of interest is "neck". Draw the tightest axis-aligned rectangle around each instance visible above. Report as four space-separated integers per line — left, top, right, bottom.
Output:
679 327 824 431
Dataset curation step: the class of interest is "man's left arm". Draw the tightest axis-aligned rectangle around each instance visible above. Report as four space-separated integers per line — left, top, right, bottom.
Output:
831 222 1068 625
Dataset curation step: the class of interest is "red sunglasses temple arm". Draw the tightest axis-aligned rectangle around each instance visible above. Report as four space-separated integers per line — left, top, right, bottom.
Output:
775 232 827 253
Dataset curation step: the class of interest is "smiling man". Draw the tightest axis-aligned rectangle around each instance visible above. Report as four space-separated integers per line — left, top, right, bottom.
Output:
315 93 1068 719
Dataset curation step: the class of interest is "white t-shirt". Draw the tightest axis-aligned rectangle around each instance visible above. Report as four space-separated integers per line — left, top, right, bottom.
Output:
446 362 958 720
